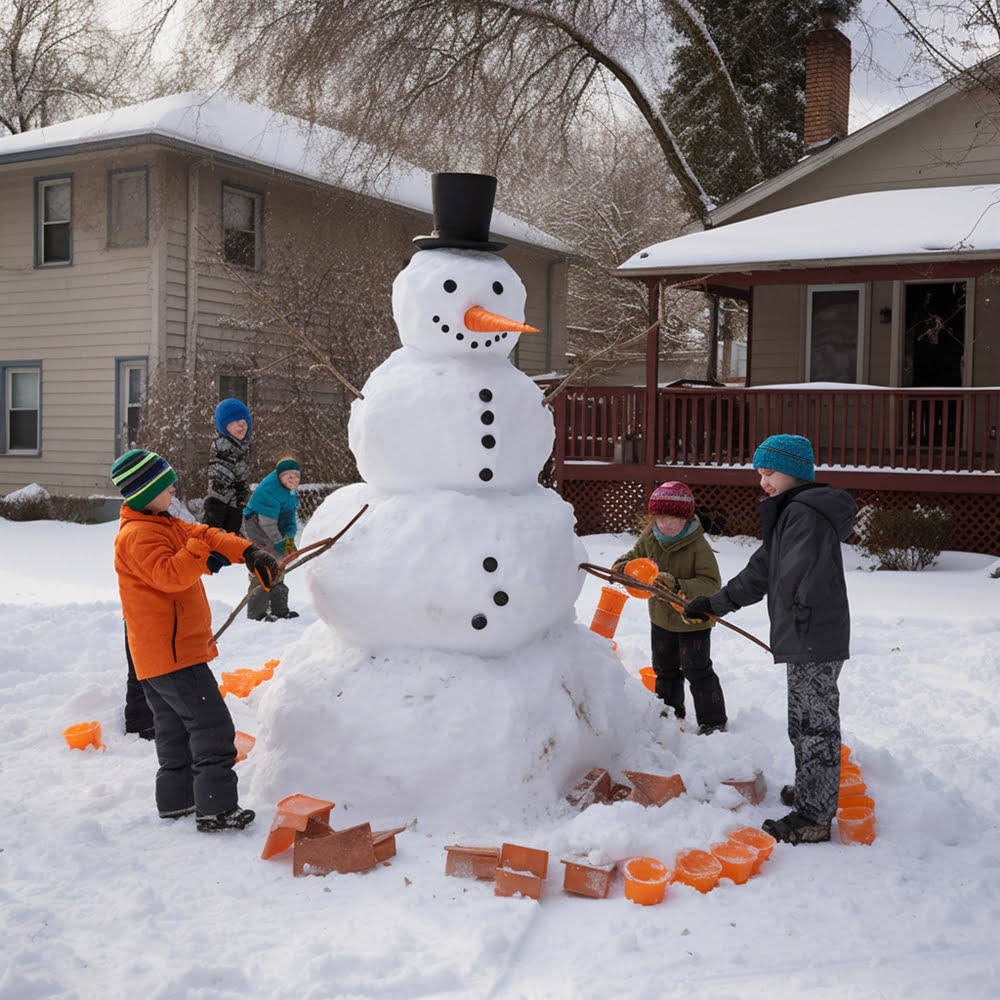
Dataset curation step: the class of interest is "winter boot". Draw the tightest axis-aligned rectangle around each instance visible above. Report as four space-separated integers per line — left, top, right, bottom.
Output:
248 613 278 622
697 722 727 735
780 784 796 806
275 610 300 619
761 810 830 845
196 806 256 832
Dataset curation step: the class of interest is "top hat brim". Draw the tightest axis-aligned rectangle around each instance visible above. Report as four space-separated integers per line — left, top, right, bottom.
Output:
412 234 507 251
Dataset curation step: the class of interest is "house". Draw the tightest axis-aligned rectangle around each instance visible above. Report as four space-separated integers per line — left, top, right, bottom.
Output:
0 93 570 506
553 20 1000 554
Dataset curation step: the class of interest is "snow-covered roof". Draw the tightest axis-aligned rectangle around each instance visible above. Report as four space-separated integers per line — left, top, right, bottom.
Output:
617 184 1000 277
0 92 570 254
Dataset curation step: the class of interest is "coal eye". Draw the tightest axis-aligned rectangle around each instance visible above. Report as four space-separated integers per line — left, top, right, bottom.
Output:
443 279 457 293
492 281 503 295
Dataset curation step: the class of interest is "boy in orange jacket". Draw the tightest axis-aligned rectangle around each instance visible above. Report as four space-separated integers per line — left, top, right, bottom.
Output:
111 449 279 831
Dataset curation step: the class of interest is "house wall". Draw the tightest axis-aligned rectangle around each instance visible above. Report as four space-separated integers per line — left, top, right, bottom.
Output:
0 146 159 496
748 285 804 384
730 89 1000 222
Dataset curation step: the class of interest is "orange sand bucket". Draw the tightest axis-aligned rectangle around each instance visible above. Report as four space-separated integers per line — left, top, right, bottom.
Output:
264 659 280 669
221 669 258 698
672 849 722 893
63 721 105 751
838 793 874 812
839 773 867 800
623 856 670 905
727 827 777 875
840 743 851 762
837 805 876 845
840 759 862 780
589 586 628 639
623 558 658 599
639 667 657 692
710 841 756 885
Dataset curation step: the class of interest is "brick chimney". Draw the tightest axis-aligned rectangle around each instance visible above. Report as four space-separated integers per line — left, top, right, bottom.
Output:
804 13 851 150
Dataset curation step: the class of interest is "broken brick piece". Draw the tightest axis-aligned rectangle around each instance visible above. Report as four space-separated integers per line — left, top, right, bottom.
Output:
721 771 767 806
566 767 613 809
372 826 407 863
445 845 501 880
561 857 615 899
623 770 686 807
293 820 377 877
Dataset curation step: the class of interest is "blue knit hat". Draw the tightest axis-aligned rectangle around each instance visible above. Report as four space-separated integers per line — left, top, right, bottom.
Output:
753 434 815 482
215 398 252 439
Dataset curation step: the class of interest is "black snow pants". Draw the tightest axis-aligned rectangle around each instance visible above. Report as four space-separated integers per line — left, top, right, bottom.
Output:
124 624 155 736
786 660 843 823
141 663 239 818
650 622 727 728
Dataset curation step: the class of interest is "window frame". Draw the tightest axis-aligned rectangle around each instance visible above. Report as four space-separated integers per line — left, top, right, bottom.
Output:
218 373 249 405
221 181 265 271
107 166 150 249
804 283 867 384
34 174 74 267
115 356 148 456
0 362 42 456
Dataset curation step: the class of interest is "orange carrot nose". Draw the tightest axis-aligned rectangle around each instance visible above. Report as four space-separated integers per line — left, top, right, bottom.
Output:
464 305 539 334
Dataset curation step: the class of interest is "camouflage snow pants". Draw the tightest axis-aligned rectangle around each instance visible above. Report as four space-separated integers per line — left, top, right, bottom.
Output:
786 660 843 824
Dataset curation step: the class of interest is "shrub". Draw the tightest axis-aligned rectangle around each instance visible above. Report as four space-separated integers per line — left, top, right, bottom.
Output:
855 504 952 571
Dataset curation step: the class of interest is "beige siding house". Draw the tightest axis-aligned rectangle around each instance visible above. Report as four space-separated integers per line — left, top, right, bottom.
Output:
0 93 570 501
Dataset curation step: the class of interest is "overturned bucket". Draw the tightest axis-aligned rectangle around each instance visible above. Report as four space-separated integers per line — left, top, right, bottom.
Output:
589 586 628 640
639 667 657 692
623 856 670 906
63 721 105 752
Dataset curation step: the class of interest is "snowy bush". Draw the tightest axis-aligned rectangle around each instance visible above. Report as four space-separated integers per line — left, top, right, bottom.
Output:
855 504 952 571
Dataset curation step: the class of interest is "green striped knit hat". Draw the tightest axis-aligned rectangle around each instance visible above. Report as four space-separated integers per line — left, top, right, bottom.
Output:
111 449 177 511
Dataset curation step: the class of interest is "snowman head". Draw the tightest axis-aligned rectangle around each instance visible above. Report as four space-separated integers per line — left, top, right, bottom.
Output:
391 248 537 360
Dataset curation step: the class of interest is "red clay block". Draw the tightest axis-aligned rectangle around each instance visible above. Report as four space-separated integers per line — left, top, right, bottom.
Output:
561 858 615 899
260 793 336 860
566 767 613 809
624 770 687 807
444 845 501 880
721 771 767 806
372 826 407 862
293 821 378 877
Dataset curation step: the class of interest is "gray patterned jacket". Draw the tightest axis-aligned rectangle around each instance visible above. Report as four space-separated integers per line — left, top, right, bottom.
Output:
206 434 251 507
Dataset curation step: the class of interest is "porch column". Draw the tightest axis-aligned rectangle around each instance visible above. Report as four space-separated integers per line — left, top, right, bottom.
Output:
645 280 660 471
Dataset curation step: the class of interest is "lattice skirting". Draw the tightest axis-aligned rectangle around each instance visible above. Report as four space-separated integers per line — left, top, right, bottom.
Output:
559 478 1000 555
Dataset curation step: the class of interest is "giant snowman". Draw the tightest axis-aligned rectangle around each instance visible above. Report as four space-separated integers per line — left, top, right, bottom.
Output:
250 175 643 828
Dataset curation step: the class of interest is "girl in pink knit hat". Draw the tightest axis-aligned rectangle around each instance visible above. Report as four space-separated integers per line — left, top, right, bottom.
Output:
613 481 728 734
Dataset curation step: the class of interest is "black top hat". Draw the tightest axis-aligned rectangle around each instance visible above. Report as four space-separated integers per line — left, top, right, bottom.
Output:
413 172 507 251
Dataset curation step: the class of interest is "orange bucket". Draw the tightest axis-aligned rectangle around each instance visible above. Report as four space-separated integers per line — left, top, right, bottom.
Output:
63 721 104 751
840 760 862 780
840 743 852 762
837 805 876 845
839 774 867 800
264 658 280 669
221 669 257 698
623 558 658 599
727 827 777 875
838 793 874 812
710 841 756 885
672 849 722 893
589 586 628 639
639 667 657 692
254 666 275 683
623 856 670 906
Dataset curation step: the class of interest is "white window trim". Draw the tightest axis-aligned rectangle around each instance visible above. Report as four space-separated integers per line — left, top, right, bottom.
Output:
117 359 147 453
5 366 41 454
36 176 73 267
805 283 866 383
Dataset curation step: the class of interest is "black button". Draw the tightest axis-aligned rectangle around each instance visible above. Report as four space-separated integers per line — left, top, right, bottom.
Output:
471 341 479 349
471 614 488 630
481 410 494 424
442 324 450 332
479 468 493 481
481 434 495 449
493 591 509 606
483 557 498 572
479 389 493 402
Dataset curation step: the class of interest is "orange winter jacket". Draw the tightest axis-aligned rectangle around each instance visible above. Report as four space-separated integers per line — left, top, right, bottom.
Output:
114 505 252 680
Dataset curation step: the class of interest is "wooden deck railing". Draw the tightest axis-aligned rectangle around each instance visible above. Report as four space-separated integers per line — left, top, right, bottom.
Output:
553 386 1000 474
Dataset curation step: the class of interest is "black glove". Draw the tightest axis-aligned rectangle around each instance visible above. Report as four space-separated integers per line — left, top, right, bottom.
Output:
206 551 231 574
244 545 279 590
684 595 716 622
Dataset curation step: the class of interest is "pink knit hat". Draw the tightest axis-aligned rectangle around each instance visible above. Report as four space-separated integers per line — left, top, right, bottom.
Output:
648 481 695 518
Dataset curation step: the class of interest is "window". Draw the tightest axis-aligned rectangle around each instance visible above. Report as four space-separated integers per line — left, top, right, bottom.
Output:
222 185 263 269
117 358 147 453
2 365 41 453
805 284 865 383
108 168 149 248
35 176 72 266
219 374 248 403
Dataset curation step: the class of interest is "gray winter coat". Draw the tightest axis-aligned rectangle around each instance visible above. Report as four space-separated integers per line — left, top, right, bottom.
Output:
710 483 856 664
206 435 251 508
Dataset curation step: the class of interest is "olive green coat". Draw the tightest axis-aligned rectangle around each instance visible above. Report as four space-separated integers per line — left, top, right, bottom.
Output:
613 518 721 632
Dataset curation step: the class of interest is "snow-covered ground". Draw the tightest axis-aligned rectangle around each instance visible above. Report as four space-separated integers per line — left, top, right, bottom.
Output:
1 516 998 999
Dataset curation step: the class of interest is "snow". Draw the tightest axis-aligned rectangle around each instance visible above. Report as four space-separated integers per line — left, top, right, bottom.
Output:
0 93 569 254
3 516 998 998
619 184 1000 274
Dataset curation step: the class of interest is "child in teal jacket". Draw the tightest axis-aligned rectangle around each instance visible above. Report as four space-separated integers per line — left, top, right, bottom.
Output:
243 457 301 620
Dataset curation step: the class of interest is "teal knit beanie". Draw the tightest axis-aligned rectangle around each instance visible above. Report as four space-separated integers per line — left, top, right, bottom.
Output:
752 434 815 482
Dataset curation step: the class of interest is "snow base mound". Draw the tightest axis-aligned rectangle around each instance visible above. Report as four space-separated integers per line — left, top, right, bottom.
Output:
248 620 643 829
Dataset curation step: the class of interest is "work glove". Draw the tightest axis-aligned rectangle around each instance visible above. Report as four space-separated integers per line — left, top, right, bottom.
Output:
244 545 280 590
206 551 231 574
683 595 716 623
282 537 297 556
656 571 677 591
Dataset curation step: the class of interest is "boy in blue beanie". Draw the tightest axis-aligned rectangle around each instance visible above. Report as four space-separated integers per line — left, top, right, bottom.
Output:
204 398 252 571
685 434 856 845
243 456 301 620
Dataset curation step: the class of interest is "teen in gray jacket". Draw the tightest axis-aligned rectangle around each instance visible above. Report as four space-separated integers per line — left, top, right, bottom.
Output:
686 433 856 845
